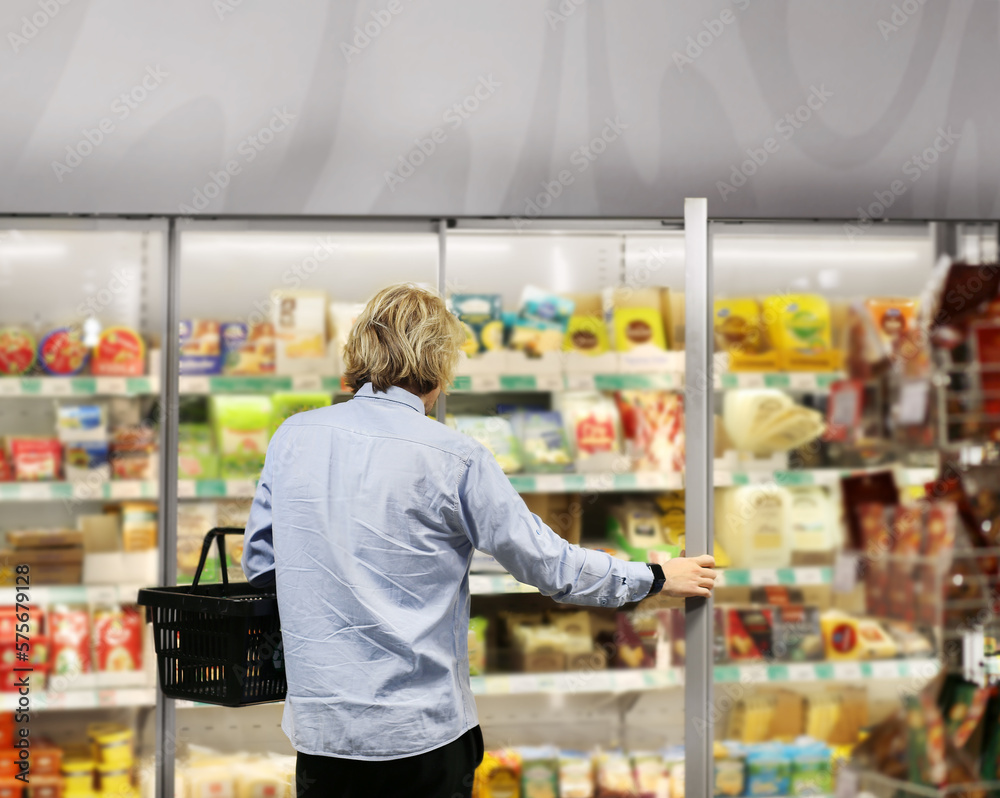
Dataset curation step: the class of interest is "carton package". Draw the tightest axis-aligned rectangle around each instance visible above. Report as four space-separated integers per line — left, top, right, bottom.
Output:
178 320 222 375
272 289 331 375
521 493 582 545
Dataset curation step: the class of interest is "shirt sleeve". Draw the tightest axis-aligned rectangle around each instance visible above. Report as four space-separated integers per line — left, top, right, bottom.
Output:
457 446 653 607
242 428 280 588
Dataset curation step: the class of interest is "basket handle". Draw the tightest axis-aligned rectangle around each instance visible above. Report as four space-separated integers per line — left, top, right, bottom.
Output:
192 527 247 589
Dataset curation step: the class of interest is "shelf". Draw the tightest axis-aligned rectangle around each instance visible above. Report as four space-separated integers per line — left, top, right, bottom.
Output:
178 375 344 394
507 472 683 493
0 687 155 712
715 372 841 392
472 568 832 594
715 467 938 489
25 584 147 606
0 480 156 502
0 376 159 397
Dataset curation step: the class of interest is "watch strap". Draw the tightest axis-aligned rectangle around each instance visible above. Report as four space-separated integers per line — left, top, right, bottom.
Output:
646 562 666 597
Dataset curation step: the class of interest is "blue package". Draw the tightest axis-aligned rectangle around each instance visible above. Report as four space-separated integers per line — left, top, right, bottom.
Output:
179 320 223 375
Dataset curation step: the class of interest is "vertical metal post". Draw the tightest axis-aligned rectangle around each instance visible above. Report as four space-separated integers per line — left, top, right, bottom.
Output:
931 221 960 262
437 219 448 422
156 218 181 798
684 198 714 798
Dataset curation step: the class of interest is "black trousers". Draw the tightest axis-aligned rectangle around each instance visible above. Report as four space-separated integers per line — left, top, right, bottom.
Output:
295 726 485 798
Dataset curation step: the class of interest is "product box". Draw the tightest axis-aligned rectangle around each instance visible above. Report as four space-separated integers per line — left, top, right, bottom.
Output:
271 392 331 434
7 437 62 481
0 328 36 375
272 290 330 375
726 608 775 661
773 606 824 662
64 440 111 483
91 327 145 377
508 410 573 473
177 424 218 480
93 604 143 672
563 293 610 357
178 320 222 374
56 404 108 442
38 327 89 375
220 321 275 375
670 607 727 666
510 286 574 356
521 493 582 545
451 294 503 355
211 396 272 478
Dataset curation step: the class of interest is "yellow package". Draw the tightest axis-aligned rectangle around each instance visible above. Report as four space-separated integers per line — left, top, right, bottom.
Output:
714 298 768 354
613 307 666 351
763 295 832 357
819 612 865 660
563 315 610 355
474 750 522 798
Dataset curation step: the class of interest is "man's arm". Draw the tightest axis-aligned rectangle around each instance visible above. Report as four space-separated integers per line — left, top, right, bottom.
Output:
242 430 281 588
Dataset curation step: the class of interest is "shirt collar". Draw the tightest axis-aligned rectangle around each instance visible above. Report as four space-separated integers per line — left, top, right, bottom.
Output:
353 383 427 415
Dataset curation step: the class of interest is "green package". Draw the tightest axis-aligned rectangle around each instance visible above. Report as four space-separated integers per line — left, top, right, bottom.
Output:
178 423 218 479
468 616 488 676
271 391 332 434
210 395 272 479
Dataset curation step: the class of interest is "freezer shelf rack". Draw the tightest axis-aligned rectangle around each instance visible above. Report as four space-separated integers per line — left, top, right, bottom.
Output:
0 480 156 501
0 687 156 712
0 376 159 397
178 375 344 394
714 371 842 392
471 567 832 595
715 467 938 489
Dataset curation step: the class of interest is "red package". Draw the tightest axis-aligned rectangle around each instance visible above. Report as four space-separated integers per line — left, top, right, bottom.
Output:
49 605 91 677
0 452 11 482
0 636 49 668
7 439 61 481
94 605 142 672
892 506 924 555
726 608 774 661
0 665 47 693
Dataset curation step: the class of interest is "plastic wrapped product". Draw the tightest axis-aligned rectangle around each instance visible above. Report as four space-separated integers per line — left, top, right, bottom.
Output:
210 396 272 478
556 392 623 470
518 746 559 798
91 327 145 377
452 294 504 355
178 320 222 374
509 410 572 473
510 287 574 356
452 415 523 474
0 328 37 375
558 752 593 798
475 750 522 798
38 327 89 375
50 604 92 677
615 390 684 472
745 744 791 797
221 321 276 374
8 437 62 481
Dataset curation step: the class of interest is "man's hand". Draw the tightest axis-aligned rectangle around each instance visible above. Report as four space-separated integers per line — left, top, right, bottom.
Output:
663 555 717 598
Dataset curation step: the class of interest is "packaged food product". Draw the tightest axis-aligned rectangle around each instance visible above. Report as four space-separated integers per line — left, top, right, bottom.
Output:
56 404 108 442
91 327 145 377
64 441 110 482
615 391 684 472
468 616 488 676
841 471 899 551
557 392 623 469
721 389 824 456
558 752 593 798
0 328 36 375
177 424 218 480
234 764 286 798
714 486 792 569
884 622 934 658
518 746 559 798
452 415 522 474
475 749 522 798
50 604 92 676
773 606 823 662
7 437 62 481
607 502 675 561
94 604 142 672
726 608 774 661
272 289 330 374
788 486 837 554
183 766 234 798
97 760 132 792
220 321 275 374
595 750 636 795
865 298 917 361
270 392 331 434
856 618 899 659
88 722 134 767
714 298 769 357
613 307 666 352
0 452 11 482
820 612 866 660
109 425 157 480
745 744 791 797
120 501 157 551
60 748 95 793
38 327 89 375
451 294 504 356
714 749 745 796
762 294 834 367
177 502 219 582
508 410 572 472
210 396 272 478
904 690 947 787
789 741 832 795
563 313 610 356
510 287 574 356
178 320 222 374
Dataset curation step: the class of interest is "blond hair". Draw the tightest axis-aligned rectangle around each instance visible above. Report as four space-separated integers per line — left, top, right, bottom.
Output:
343 283 465 395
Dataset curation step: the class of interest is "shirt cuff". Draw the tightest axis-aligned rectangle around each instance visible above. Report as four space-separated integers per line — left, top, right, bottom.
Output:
625 561 655 602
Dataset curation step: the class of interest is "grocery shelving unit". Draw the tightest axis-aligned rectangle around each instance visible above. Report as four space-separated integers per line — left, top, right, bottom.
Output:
2 212 981 797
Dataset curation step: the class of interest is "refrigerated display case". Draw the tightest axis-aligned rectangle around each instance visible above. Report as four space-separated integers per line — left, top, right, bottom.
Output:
4 212 999 797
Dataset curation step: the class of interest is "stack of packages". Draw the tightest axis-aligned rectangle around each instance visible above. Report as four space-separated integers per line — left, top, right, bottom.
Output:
0 528 83 585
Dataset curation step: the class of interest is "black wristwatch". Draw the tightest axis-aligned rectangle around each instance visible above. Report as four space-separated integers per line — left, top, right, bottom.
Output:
646 562 666 597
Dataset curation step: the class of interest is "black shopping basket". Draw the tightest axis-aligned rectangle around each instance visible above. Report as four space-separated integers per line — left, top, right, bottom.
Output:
137 528 287 707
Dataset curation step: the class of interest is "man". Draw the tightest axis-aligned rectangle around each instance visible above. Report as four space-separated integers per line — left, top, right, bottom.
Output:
243 283 717 798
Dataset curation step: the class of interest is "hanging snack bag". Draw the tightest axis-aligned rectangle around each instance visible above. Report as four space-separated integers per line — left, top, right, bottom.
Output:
38 327 89 375
0 328 37 375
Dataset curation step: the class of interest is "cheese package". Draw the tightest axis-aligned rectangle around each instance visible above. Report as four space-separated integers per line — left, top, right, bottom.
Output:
558 753 593 798
518 747 559 798
220 321 276 374
762 294 835 369
563 312 610 356
714 298 772 362
0 328 36 375
510 286 574 356
715 486 792 568
508 410 573 472
452 415 522 474
271 392 331 435
788 486 838 554
38 327 89 375
726 608 774 661
272 289 330 374
595 751 637 795
178 320 222 374
556 392 623 470
773 606 824 662
722 389 824 456
234 765 286 798
613 307 667 351
210 396 272 479
64 440 110 482
91 327 145 377
8 437 62 481
819 611 894 660
864 297 917 360
94 604 143 672
57 404 108 442
177 424 218 480
475 750 522 798
615 390 684 472
451 294 504 355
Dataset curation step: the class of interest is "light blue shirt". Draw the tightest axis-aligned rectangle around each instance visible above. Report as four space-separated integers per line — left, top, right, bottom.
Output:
242 383 653 760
